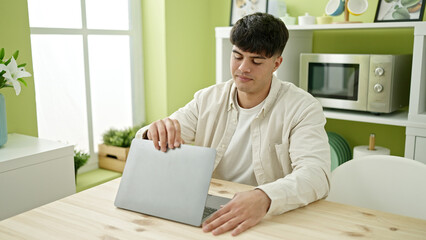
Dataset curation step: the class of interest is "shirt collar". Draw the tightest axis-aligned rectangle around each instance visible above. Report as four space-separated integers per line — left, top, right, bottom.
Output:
227 75 282 116
261 75 281 117
228 79 237 111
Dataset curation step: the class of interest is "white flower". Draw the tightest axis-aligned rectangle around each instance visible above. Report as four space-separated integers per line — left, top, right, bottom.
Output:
0 57 31 95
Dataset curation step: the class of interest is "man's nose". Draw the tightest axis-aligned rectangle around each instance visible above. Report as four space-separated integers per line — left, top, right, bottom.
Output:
238 59 251 73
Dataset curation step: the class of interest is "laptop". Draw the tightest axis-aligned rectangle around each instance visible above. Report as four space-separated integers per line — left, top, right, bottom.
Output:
114 138 231 226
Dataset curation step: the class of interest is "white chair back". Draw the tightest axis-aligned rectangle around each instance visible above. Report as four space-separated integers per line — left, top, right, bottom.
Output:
327 155 426 220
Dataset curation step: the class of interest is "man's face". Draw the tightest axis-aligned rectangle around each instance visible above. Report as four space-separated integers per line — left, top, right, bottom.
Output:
230 46 282 100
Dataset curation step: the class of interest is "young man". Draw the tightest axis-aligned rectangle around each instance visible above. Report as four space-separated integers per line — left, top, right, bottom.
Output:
136 13 330 236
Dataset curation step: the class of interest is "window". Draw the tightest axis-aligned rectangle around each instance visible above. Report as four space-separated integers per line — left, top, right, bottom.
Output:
28 0 144 171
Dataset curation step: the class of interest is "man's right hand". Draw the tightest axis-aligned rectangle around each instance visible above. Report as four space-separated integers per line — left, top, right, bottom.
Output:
146 118 184 152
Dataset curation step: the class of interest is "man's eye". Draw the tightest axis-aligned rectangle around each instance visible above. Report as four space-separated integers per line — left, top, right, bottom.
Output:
253 60 262 65
234 55 242 60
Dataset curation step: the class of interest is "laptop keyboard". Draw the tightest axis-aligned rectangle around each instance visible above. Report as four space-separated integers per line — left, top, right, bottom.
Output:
203 207 217 220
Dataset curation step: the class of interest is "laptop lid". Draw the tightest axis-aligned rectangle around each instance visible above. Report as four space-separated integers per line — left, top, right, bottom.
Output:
114 139 216 226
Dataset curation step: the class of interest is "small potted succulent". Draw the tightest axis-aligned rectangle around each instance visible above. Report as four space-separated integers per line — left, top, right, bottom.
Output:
98 123 144 172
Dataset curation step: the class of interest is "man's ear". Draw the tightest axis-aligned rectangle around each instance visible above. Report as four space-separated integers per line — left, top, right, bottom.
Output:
273 56 283 72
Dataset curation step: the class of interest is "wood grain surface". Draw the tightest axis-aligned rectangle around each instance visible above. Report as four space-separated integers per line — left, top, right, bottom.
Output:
1 178 425 240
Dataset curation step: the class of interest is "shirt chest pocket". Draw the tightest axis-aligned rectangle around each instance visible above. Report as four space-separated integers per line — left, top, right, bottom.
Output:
274 143 293 176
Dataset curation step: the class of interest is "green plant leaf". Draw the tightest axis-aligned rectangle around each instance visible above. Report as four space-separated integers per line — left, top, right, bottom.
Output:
17 63 27 68
102 123 145 147
74 149 90 172
4 58 11 65
0 48 4 60
17 78 28 87
12 50 19 60
0 77 5 88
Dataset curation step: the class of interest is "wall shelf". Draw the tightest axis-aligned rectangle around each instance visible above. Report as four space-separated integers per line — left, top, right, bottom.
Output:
215 22 425 38
324 109 409 127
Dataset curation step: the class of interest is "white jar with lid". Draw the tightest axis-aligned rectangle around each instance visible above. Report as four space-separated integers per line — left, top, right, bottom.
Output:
298 12 316 25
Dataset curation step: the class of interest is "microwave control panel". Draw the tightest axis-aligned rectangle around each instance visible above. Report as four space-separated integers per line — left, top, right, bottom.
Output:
368 55 411 113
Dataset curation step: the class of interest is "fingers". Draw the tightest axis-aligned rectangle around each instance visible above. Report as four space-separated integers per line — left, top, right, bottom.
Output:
202 205 231 229
231 220 255 236
147 123 160 150
202 190 269 236
172 119 184 146
163 118 176 150
211 216 242 236
206 215 257 236
157 120 168 152
203 208 253 236
146 118 183 152
203 201 238 235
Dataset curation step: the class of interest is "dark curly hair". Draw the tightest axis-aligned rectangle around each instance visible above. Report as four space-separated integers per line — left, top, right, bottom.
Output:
230 12 289 58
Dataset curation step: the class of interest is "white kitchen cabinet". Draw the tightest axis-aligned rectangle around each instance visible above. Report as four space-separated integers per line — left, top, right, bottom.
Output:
406 127 426 164
0 134 75 220
216 22 426 161
414 136 426 164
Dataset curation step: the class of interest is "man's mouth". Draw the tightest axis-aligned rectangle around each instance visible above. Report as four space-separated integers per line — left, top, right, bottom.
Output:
236 75 252 82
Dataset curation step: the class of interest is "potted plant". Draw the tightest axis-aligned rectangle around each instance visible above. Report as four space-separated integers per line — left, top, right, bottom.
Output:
98 123 144 173
74 150 90 179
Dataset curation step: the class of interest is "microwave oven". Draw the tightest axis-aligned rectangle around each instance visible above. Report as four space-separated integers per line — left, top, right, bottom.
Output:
299 53 412 113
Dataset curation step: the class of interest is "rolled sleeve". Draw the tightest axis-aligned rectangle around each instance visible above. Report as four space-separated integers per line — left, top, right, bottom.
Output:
135 125 149 139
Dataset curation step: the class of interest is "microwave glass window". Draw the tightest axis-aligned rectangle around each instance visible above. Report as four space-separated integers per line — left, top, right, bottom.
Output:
308 63 359 100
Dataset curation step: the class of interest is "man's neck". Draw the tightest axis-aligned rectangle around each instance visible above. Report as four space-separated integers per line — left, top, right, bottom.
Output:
237 87 271 109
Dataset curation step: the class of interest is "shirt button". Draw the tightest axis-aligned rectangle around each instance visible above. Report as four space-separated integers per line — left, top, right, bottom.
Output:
222 144 226 148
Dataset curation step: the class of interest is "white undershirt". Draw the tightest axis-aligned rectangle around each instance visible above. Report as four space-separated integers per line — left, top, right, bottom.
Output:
212 94 265 186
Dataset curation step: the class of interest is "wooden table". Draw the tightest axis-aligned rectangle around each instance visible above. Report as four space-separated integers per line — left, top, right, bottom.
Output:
1 178 426 240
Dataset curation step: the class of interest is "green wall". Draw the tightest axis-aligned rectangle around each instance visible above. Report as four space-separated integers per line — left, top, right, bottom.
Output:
141 0 168 122
0 0 37 137
314 28 414 156
284 0 419 156
1 0 423 156
326 119 406 157
142 0 424 157
165 0 214 114
142 0 230 123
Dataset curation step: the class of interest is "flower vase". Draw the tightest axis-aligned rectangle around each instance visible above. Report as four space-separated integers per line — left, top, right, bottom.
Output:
0 93 7 147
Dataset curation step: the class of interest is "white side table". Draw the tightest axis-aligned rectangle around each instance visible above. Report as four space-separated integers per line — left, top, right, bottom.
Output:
0 133 75 220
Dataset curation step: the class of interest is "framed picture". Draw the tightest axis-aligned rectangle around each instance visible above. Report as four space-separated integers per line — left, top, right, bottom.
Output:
230 0 269 26
374 0 425 22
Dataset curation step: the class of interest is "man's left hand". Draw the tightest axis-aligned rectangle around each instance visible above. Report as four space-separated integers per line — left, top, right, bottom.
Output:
202 189 271 236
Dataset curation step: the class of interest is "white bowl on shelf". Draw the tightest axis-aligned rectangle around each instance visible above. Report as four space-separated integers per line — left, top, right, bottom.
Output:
348 0 368 16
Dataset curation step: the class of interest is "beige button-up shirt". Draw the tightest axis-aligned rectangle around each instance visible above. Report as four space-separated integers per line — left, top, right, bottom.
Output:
136 76 331 215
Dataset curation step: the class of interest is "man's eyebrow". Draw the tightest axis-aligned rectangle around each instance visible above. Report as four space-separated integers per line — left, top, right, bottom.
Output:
232 49 266 59
232 50 242 55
